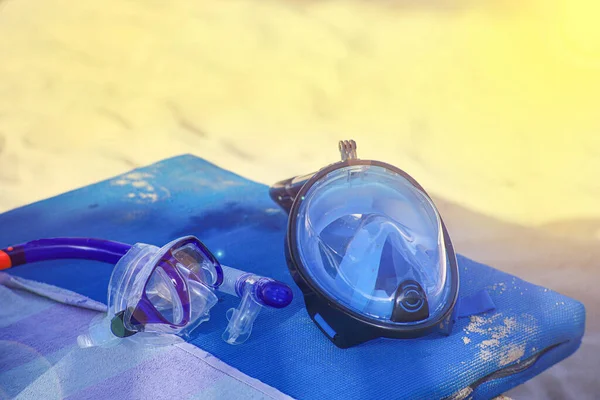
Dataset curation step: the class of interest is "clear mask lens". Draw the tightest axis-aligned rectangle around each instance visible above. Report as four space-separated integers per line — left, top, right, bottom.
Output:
172 243 220 287
145 266 185 325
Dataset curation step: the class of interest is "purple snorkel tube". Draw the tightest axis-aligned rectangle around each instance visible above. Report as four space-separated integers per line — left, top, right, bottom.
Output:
1 236 293 346
0 238 131 266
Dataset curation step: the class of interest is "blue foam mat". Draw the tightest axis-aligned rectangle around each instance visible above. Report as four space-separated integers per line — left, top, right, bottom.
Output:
0 155 585 400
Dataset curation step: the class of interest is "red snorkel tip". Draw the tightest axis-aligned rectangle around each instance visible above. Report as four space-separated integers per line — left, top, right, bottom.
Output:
0 250 12 270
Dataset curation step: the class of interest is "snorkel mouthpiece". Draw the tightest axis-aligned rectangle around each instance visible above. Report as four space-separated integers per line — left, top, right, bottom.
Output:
219 266 293 345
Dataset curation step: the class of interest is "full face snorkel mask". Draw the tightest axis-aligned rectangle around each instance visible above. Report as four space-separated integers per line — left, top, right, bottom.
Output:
0 236 293 347
270 140 459 348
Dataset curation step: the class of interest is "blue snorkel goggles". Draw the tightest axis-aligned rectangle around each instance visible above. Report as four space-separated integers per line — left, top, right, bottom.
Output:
270 140 460 348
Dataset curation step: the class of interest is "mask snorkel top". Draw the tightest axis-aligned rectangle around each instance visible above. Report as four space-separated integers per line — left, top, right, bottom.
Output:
0 236 293 347
270 140 459 348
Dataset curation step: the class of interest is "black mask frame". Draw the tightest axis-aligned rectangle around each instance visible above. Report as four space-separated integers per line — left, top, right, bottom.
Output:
269 140 460 348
